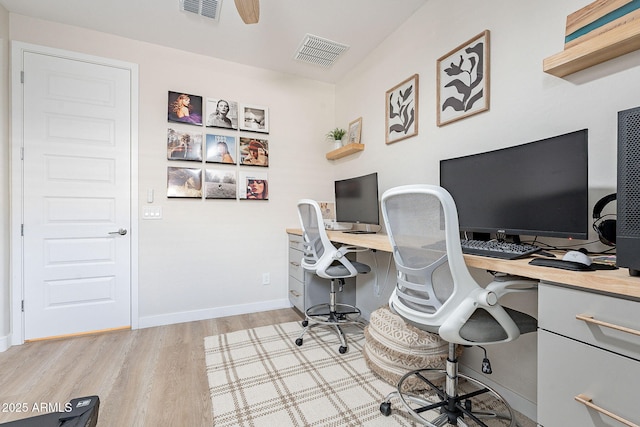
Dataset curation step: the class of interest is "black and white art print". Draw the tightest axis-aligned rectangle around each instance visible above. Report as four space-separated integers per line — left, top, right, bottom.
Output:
437 30 490 127
385 74 419 144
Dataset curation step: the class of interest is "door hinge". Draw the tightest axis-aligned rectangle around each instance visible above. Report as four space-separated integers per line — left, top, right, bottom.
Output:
20 147 24 160
21 224 24 236
21 300 24 312
20 71 24 84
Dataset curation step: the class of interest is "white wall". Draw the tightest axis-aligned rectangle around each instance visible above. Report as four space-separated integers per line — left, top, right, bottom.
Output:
3 0 640 418
0 4 10 350
332 0 640 420
5 14 336 328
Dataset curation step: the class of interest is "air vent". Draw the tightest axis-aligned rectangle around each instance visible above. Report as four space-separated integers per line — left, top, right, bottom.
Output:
180 0 222 20
294 34 350 68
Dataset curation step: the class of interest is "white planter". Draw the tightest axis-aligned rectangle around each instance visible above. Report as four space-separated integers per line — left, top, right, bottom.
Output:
333 139 343 150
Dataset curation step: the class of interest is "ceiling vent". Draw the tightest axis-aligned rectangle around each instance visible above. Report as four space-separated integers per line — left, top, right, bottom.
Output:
294 34 350 68
180 0 222 20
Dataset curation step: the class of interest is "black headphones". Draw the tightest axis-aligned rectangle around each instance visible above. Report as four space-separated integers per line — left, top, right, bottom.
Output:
592 193 616 246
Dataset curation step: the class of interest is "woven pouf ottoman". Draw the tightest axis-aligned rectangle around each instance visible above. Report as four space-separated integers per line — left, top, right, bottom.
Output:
364 305 457 389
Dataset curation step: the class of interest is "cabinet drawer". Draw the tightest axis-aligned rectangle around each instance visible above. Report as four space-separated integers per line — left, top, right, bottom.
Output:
288 249 304 282
538 330 640 427
288 233 305 251
538 283 640 360
288 276 304 313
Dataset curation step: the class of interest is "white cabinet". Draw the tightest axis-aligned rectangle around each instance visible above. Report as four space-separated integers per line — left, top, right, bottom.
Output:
287 232 356 314
287 233 306 312
537 283 640 426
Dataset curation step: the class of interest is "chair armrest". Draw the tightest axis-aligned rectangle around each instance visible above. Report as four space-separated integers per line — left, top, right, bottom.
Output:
439 296 522 345
486 277 538 299
336 245 370 257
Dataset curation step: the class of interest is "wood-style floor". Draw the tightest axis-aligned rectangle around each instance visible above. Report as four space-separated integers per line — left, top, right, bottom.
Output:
0 308 303 426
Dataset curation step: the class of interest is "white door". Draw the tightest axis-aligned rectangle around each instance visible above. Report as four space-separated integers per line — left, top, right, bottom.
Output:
21 51 132 340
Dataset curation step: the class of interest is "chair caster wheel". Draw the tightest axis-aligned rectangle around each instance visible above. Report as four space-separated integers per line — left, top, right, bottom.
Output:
295 338 303 346
339 346 348 354
380 402 392 416
302 320 308 327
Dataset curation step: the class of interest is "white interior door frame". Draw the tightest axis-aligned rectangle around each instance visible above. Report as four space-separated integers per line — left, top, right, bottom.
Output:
9 41 139 346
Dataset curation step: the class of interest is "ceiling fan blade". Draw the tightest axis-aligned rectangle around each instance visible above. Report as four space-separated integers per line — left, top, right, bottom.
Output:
234 0 260 24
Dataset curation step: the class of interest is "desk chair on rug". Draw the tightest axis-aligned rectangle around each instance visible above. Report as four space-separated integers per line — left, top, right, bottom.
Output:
294 199 371 354
378 185 538 426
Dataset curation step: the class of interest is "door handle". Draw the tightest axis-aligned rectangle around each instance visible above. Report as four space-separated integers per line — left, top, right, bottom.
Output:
109 228 128 236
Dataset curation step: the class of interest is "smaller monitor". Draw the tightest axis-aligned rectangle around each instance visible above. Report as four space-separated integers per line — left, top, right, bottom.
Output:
335 172 379 226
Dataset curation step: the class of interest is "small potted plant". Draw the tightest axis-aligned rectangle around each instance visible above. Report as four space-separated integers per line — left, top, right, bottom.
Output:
326 128 346 150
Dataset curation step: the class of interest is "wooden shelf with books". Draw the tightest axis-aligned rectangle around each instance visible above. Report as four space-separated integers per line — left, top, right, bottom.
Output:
543 0 640 77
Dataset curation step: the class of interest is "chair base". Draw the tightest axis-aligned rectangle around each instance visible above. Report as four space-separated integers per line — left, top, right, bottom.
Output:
380 368 518 427
295 302 362 354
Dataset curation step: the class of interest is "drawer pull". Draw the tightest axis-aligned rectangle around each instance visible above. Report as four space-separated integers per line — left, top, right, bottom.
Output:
576 314 640 337
289 290 301 298
289 261 300 267
575 394 639 427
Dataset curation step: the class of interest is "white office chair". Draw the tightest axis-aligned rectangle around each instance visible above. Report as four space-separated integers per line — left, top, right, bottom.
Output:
294 199 371 353
379 185 538 426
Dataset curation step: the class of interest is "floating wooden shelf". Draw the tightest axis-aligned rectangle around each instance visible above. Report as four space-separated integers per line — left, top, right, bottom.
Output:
543 13 640 77
325 143 365 160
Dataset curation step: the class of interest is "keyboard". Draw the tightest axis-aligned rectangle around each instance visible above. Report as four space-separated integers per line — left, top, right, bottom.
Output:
460 239 541 260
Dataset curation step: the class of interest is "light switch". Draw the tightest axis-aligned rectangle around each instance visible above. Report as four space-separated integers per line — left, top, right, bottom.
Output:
142 206 162 220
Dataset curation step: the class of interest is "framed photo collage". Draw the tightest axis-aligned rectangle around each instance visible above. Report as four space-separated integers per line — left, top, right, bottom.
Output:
166 91 269 200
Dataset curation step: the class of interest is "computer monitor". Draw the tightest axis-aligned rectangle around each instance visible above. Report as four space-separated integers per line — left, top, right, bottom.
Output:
335 172 379 226
439 129 589 240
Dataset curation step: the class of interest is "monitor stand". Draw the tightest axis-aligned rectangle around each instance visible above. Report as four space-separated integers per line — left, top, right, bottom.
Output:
343 224 377 234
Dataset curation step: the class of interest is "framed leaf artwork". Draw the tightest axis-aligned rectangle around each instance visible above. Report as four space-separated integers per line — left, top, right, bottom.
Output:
385 74 418 144
437 30 490 126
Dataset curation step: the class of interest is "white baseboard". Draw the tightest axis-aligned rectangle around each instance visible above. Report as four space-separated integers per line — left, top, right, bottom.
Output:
138 298 292 329
0 334 9 353
459 365 538 423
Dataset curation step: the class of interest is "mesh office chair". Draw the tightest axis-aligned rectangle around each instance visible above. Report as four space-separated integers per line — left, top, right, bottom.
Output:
378 185 538 426
294 199 371 354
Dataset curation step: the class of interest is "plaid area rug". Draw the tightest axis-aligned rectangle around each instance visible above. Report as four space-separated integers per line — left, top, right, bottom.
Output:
204 321 417 426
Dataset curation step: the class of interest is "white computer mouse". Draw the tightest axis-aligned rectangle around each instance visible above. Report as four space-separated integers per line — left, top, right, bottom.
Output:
563 250 592 266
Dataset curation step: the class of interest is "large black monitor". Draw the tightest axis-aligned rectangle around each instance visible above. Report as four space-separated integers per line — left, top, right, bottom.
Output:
335 172 379 226
439 129 589 240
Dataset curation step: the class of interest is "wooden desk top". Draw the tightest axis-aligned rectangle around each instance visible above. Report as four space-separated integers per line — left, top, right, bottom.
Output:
286 228 640 300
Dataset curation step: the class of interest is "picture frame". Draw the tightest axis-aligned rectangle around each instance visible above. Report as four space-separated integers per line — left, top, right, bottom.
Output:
239 171 268 200
167 128 203 161
437 30 490 127
205 134 236 164
385 74 419 144
167 167 202 198
167 91 203 126
204 169 237 199
205 98 238 130
239 137 269 167
239 104 269 133
348 117 362 144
